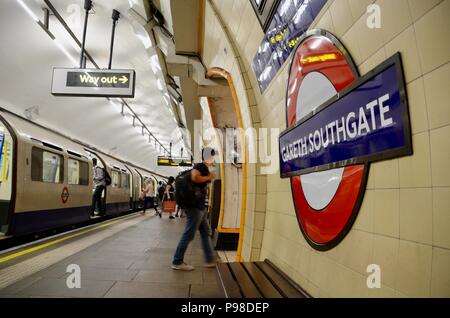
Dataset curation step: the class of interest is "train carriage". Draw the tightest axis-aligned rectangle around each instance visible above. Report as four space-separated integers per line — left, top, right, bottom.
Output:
0 111 93 236
0 110 167 238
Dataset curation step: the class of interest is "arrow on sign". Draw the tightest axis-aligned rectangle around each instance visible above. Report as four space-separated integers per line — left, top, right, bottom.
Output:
119 76 128 84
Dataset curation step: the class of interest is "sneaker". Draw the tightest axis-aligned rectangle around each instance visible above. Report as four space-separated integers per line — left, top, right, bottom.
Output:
159 212 162 218
171 263 195 271
169 215 175 219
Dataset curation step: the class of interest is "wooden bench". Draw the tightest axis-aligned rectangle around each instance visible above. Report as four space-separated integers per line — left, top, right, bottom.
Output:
216 259 311 298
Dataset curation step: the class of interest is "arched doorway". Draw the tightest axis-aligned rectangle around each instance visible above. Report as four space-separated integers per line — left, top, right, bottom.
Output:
205 68 247 261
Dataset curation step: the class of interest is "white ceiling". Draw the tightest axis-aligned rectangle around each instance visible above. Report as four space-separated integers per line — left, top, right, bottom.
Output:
0 0 187 175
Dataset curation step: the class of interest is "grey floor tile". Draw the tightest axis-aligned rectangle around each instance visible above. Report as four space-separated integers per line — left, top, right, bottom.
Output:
104 281 189 298
145 247 182 255
72 257 134 270
60 267 139 282
133 269 203 284
2 211 221 298
128 259 172 271
202 270 220 286
17 278 115 298
77 250 150 260
189 284 223 298
0 276 42 295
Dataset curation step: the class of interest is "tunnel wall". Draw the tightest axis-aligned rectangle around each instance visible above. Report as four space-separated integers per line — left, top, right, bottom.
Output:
203 0 450 297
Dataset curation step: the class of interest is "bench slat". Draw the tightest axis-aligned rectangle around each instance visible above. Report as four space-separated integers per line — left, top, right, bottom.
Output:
216 263 242 298
241 262 283 298
229 262 263 298
256 261 307 298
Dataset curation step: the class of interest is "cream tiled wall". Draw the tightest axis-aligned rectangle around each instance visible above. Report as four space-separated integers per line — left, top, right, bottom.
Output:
202 0 450 297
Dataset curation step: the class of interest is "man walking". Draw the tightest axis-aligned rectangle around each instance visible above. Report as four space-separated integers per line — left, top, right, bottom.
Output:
172 148 217 271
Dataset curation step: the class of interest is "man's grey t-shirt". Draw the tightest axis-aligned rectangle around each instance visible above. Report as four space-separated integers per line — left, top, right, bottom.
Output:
93 166 105 187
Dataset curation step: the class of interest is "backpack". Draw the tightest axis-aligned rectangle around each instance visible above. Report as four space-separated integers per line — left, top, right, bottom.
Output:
104 168 112 186
175 170 206 209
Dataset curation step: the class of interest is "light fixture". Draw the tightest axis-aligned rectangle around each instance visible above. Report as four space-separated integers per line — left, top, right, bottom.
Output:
136 34 152 49
53 38 78 65
150 55 161 74
156 78 164 91
16 1 78 67
16 0 39 22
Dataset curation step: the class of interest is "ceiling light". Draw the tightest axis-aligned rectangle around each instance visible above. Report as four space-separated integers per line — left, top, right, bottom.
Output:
150 55 161 74
53 39 78 66
16 0 39 22
156 79 164 91
163 95 170 105
136 34 152 49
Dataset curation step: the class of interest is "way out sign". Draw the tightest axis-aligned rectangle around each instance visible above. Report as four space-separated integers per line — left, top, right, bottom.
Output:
51 68 136 98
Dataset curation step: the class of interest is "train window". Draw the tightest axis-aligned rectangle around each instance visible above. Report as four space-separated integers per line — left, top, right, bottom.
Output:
31 147 63 183
68 159 89 186
120 172 129 189
111 170 120 188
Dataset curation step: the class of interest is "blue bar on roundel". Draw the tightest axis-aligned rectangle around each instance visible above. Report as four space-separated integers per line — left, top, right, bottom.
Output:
279 55 412 178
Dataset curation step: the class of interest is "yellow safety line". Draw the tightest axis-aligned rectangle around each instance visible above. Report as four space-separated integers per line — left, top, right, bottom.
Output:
0 214 138 263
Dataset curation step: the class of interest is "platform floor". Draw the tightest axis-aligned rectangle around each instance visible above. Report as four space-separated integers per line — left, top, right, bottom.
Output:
0 213 224 298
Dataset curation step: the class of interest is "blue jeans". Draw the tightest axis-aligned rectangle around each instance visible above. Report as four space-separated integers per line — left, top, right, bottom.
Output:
172 208 214 265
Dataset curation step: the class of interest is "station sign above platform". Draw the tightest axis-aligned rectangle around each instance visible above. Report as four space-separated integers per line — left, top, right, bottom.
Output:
51 68 136 98
157 157 192 167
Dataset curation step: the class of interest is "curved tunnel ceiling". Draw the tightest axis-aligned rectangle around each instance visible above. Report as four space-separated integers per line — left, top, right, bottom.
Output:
0 0 186 175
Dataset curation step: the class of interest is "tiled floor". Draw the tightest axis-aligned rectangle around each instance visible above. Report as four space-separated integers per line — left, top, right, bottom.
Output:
0 213 223 298
217 250 238 262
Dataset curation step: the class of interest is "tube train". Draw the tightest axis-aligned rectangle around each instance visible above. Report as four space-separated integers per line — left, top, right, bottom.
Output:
0 109 167 237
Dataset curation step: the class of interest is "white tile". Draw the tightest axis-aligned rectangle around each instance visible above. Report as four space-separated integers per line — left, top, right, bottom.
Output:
430 125 450 187
396 240 432 297
424 63 450 130
399 188 433 245
433 187 450 249
413 0 450 74
431 247 450 297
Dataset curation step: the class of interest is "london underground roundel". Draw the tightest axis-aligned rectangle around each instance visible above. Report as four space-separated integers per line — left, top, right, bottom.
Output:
285 30 368 251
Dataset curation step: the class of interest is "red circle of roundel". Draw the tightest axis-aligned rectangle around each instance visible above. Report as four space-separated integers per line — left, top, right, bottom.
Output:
286 31 369 251
61 187 69 204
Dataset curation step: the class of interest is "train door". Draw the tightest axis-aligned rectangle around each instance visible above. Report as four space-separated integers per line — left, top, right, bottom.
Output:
0 122 14 235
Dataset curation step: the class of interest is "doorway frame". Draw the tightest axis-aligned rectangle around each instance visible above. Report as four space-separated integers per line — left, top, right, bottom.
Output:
206 67 247 261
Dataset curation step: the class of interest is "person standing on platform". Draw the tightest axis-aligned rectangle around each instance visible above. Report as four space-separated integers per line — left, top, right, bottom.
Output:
157 181 165 209
163 177 176 219
91 158 105 216
142 179 160 216
171 148 217 271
